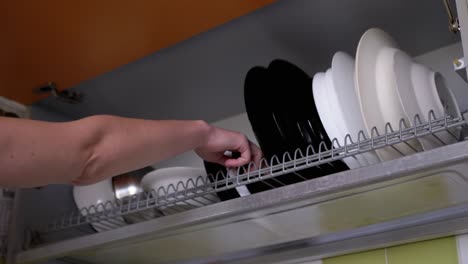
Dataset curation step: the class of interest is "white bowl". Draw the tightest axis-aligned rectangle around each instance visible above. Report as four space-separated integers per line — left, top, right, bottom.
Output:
393 49 461 149
141 167 220 215
355 28 423 161
73 178 126 232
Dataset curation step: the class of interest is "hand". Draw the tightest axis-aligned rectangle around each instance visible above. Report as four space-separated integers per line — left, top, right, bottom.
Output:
195 125 263 168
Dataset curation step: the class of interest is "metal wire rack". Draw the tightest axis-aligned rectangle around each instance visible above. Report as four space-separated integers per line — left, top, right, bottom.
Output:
26 111 467 247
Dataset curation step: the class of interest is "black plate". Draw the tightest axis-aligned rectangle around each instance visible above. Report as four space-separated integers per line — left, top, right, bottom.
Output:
204 66 285 199
244 67 289 158
267 59 349 175
203 161 241 201
244 66 314 189
243 66 292 191
210 60 350 200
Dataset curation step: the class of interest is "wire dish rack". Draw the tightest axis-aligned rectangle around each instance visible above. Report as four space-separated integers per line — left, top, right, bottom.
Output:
25 111 468 249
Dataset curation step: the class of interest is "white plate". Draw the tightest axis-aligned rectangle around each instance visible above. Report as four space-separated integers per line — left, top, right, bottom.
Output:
73 178 126 232
141 167 220 215
312 72 331 144
313 70 361 169
330 51 381 166
324 69 362 169
393 50 461 150
313 71 337 145
325 68 348 145
312 72 328 130
355 28 423 161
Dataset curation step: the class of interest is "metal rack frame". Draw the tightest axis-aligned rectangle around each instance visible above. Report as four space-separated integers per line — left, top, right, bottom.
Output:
24 112 467 248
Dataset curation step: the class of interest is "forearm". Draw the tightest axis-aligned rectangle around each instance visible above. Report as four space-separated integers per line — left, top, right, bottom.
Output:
0 116 211 187
1 117 86 187
74 115 211 185
1 114 261 188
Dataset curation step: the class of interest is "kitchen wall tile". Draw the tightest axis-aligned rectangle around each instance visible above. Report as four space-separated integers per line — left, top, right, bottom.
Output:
387 236 458 264
323 249 386 264
457 234 468 264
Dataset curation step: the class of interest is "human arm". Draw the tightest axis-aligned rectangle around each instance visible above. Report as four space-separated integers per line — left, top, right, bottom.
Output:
0 115 262 187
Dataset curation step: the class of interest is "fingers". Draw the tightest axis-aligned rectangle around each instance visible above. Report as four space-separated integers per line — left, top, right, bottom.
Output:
224 136 251 167
224 139 263 168
250 142 263 166
197 125 264 168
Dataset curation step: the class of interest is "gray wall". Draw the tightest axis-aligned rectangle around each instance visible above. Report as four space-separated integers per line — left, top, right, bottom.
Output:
32 0 460 123
29 105 71 122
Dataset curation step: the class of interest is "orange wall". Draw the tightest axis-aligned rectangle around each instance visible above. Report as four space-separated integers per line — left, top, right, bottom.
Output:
1 0 275 105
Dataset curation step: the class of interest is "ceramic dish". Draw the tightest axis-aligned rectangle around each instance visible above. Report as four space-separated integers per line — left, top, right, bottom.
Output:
355 28 423 161
245 65 324 189
243 66 297 190
313 69 362 169
267 59 350 175
73 178 126 232
244 66 289 159
393 49 461 149
244 60 349 190
203 160 254 200
311 72 329 141
140 167 221 215
313 66 367 169
203 161 241 201
330 51 381 165
325 68 363 169
312 68 364 169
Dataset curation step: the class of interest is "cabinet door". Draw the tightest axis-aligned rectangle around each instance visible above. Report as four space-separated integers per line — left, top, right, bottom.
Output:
1 0 275 105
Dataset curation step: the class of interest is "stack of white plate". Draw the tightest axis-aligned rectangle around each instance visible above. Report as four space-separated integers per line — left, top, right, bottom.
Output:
313 27 461 165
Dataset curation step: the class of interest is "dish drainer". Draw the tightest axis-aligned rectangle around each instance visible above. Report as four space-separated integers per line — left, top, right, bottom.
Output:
10 111 468 263
33 112 465 235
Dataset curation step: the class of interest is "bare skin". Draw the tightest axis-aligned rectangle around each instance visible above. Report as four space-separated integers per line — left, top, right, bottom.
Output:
0 115 262 187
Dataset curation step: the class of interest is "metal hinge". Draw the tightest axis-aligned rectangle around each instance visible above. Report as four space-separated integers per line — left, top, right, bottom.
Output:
34 82 83 104
444 0 461 33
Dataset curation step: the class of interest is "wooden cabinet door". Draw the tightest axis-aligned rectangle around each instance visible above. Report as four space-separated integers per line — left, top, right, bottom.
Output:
1 0 275 105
